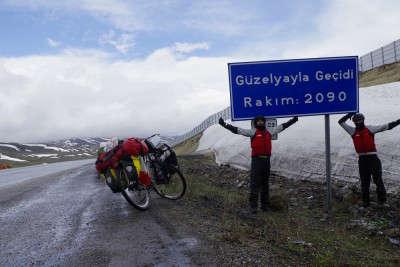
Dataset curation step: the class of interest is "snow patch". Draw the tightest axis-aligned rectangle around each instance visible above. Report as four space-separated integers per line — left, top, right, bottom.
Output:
78 138 98 145
0 144 20 151
0 153 27 162
29 154 58 158
63 140 78 146
197 82 400 191
22 144 69 152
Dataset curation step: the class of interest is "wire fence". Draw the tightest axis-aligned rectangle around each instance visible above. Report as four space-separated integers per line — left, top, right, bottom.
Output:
359 38 400 72
170 107 231 146
170 39 400 146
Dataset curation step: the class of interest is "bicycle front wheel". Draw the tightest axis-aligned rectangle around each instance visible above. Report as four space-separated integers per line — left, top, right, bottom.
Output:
153 166 186 200
120 169 150 210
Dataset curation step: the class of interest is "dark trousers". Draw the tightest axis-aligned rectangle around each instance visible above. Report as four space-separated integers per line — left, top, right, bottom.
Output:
250 156 270 210
358 154 387 206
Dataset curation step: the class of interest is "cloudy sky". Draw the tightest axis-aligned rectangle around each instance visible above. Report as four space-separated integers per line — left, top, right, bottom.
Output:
0 0 399 142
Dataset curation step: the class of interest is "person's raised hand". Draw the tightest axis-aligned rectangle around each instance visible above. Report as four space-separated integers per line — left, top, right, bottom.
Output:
218 117 226 126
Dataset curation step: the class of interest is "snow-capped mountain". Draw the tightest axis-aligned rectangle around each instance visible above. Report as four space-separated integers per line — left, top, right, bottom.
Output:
0 137 109 167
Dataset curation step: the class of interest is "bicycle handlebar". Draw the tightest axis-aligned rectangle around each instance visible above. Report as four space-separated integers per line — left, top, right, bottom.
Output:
144 133 159 141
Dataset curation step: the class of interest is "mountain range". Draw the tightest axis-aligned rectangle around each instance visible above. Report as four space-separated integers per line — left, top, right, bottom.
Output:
0 137 108 168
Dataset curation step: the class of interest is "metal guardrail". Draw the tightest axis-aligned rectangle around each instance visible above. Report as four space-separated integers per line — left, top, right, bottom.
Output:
171 39 400 146
359 38 400 72
170 107 231 146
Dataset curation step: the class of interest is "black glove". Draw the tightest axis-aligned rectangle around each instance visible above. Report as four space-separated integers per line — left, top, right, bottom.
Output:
282 117 298 130
338 113 354 124
388 118 400 130
218 117 226 127
218 117 238 134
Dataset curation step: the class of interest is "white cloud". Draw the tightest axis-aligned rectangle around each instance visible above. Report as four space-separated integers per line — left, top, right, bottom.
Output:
226 0 400 62
173 42 210 54
281 0 400 58
0 49 229 142
47 38 61 48
1 0 400 143
99 30 135 54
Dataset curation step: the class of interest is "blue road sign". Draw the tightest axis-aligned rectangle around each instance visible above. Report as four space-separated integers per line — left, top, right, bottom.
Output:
228 56 359 121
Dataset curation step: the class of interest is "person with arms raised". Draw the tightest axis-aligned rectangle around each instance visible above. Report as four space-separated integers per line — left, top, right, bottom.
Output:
219 115 298 214
338 113 400 207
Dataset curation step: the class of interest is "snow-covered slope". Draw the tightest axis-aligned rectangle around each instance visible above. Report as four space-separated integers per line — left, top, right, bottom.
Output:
197 82 400 191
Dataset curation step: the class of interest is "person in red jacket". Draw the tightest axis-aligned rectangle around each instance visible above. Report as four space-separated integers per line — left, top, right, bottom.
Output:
339 113 400 207
219 115 298 214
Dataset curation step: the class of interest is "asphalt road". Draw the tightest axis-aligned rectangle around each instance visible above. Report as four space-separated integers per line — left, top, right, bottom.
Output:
0 164 197 266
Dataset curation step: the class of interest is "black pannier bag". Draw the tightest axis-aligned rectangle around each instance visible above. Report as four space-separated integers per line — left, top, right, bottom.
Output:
105 169 123 193
158 144 178 175
104 160 136 193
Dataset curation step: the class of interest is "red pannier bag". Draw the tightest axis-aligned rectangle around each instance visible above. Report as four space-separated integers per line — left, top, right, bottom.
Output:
138 171 152 187
95 152 108 172
110 138 149 168
122 138 149 156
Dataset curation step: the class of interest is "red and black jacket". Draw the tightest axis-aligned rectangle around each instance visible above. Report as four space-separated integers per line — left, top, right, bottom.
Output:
351 127 377 154
251 129 272 157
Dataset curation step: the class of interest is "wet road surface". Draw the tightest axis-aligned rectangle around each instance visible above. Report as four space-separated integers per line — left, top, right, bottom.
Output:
0 164 197 266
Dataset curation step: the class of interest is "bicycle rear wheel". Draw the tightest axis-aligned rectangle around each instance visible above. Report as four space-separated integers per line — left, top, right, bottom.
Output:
120 169 150 210
153 166 186 200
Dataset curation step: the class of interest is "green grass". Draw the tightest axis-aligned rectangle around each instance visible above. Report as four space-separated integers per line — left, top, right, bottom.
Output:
175 156 400 266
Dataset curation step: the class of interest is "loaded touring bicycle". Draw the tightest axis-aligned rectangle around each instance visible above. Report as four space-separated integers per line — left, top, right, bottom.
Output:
95 134 186 210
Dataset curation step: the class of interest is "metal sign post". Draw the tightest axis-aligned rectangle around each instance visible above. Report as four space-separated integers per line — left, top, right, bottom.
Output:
325 114 332 215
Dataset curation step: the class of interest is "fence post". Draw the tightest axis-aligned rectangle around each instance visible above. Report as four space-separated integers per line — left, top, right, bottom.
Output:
360 56 363 72
394 41 398 62
370 52 374 68
381 47 384 65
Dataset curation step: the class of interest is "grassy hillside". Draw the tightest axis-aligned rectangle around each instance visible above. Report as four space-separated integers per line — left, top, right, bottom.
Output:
173 133 203 156
359 61 400 87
